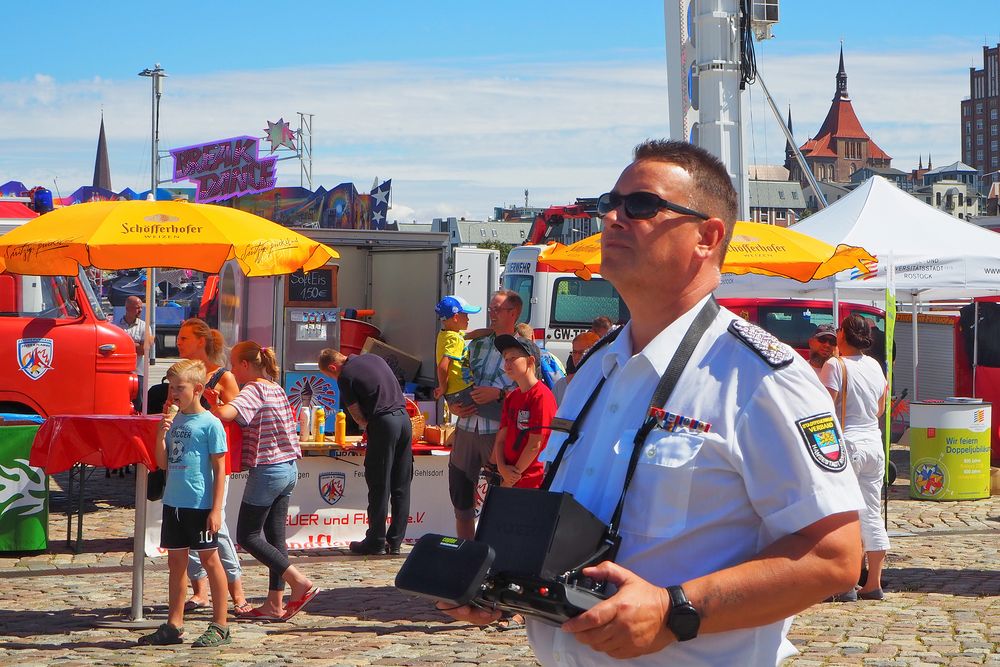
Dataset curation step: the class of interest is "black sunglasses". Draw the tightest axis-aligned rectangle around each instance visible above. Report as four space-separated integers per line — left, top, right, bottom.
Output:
596 191 710 221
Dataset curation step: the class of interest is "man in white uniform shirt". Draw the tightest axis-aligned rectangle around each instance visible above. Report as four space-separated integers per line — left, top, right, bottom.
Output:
440 140 864 666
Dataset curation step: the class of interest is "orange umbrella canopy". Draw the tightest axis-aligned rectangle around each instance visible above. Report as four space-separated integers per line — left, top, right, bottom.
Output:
537 221 876 281
0 199 337 276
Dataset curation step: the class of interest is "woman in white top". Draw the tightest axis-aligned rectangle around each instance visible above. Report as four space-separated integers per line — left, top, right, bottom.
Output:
821 314 889 600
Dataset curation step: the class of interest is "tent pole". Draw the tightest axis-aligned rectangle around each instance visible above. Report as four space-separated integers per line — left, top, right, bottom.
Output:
911 295 919 401
973 300 979 398
832 288 840 327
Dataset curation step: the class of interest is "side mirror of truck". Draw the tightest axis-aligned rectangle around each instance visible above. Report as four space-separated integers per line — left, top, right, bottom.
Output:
66 279 77 305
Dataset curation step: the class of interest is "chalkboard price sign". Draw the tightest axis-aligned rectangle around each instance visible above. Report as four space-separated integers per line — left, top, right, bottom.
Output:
285 268 337 307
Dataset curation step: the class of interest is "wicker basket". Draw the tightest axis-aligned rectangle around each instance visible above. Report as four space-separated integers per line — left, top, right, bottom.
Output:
404 397 425 442
410 413 426 441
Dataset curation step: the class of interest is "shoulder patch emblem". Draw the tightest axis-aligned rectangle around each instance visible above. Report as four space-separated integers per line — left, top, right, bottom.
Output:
727 319 795 368
795 413 847 472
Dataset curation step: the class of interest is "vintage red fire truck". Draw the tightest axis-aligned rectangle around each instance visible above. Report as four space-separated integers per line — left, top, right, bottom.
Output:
0 269 137 417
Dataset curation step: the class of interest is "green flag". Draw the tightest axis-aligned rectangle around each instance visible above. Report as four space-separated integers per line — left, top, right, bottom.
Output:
0 425 48 551
884 290 896 483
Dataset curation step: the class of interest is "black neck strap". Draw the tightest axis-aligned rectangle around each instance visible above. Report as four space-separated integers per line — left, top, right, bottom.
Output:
542 297 720 552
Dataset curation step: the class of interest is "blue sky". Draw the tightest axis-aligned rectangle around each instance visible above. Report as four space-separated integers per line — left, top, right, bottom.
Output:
0 1 996 220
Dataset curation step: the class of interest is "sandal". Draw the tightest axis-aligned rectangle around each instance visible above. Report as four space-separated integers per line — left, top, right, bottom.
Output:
483 613 525 633
282 586 321 621
138 622 184 645
184 599 208 612
235 607 284 622
496 613 525 632
192 622 231 647
232 602 254 616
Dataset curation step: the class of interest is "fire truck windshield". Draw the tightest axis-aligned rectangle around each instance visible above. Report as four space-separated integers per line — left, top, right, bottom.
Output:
9 275 83 319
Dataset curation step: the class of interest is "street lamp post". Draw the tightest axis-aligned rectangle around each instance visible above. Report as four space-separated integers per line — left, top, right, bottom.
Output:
138 64 166 197
129 63 166 624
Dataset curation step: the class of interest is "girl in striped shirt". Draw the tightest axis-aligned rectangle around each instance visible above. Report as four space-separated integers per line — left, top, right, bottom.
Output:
216 341 318 621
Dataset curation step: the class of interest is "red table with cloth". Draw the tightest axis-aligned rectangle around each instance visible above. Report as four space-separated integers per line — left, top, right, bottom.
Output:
30 415 160 474
30 415 243 474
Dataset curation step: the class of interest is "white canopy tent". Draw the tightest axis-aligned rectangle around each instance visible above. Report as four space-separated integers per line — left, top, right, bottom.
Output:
719 176 1000 300
717 176 1000 399
792 176 1000 301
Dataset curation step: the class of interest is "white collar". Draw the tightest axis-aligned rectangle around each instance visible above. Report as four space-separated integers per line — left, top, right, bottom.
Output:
601 294 713 379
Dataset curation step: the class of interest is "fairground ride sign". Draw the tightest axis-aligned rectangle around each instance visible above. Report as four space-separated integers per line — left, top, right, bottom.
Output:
169 136 278 204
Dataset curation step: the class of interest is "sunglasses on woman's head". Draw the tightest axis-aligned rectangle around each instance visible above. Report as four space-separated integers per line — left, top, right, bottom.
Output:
596 191 710 221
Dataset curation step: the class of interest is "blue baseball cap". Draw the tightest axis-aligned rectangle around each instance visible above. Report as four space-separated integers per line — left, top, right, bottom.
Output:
435 295 481 319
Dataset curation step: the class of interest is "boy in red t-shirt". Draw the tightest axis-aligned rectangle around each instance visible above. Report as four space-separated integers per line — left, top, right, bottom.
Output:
491 334 557 489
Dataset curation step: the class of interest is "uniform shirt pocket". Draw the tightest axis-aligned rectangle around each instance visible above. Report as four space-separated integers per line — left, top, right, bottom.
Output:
622 430 703 539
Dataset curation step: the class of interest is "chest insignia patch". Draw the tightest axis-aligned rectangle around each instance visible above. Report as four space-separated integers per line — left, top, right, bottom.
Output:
727 320 795 368
795 413 847 472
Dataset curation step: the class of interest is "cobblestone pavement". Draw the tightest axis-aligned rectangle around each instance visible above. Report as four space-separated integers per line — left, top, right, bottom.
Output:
1 446 997 666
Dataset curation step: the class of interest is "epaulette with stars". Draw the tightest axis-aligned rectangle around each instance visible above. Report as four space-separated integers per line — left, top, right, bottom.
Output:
727 319 795 369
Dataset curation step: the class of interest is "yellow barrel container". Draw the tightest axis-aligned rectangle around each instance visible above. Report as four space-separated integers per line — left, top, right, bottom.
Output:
909 400 992 501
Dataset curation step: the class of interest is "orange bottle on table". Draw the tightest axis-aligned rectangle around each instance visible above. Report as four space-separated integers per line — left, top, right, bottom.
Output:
335 410 347 445
313 406 326 442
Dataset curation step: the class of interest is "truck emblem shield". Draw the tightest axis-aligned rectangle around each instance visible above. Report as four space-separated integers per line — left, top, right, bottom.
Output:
318 471 345 505
16 338 54 380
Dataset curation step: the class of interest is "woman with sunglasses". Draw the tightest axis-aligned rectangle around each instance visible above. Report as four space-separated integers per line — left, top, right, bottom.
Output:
820 314 890 601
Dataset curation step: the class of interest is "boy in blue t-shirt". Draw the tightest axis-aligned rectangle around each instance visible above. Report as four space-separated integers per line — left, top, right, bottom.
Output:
139 359 231 647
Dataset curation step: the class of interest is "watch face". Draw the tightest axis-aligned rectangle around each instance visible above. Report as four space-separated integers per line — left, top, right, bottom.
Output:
666 586 700 641
670 603 700 641
675 606 699 630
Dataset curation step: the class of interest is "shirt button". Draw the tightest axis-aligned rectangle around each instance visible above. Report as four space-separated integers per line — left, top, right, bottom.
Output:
585 467 594 476
608 404 618 413
645 445 656 458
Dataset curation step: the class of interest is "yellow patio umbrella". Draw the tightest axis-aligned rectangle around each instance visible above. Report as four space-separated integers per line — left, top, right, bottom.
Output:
537 221 876 281
0 198 338 625
0 199 336 276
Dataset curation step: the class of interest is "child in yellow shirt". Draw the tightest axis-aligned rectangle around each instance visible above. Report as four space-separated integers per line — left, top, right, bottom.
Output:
433 295 481 405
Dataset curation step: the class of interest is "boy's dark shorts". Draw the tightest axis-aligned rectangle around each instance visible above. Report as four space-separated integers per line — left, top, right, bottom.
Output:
161 505 219 551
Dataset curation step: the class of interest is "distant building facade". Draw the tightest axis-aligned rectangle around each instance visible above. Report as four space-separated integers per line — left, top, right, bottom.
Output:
850 166 910 191
960 43 1000 192
913 181 980 220
923 160 981 191
746 167 806 226
420 218 534 247
910 161 981 220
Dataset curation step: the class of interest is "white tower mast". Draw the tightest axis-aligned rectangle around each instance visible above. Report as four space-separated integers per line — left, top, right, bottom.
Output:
665 1 779 219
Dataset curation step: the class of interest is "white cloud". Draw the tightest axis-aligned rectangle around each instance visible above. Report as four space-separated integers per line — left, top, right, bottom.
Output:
0 42 983 220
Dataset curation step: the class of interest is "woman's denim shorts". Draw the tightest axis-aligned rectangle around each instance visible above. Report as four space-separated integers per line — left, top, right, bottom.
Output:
242 460 298 507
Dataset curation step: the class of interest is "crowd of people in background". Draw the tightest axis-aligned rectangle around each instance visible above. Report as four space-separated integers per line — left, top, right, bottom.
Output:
124 142 895 659
130 281 615 647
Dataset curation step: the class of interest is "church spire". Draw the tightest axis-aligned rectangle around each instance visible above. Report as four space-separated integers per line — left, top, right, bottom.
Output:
92 113 112 191
835 45 849 99
784 105 796 172
919 155 923 170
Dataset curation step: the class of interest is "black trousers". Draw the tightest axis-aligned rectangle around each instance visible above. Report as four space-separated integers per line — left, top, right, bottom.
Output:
363 409 413 547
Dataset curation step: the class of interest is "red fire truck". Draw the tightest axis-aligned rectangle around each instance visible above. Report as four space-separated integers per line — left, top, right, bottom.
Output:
0 269 137 417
